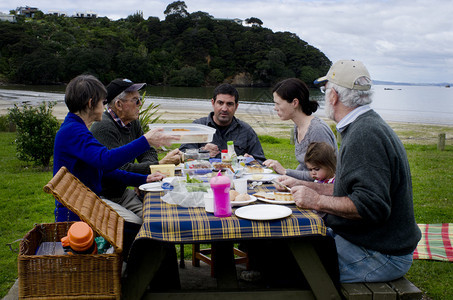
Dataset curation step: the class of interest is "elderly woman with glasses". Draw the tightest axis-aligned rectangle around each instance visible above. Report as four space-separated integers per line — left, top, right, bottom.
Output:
53 74 178 222
263 78 338 181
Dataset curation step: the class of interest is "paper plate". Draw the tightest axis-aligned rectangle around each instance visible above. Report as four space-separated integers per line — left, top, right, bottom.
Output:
254 192 295 204
242 173 279 182
244 168 273 175
234 204 292 221
231 195 257 207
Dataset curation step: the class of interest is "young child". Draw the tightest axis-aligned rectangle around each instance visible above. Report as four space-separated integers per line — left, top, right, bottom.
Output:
304 142 336 218
304 142 336 183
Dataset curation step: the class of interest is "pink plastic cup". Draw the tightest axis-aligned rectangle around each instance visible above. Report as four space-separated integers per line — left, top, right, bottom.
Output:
210 172 231 217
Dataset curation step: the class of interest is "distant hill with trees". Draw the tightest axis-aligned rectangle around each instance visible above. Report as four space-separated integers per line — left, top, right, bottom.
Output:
0 1 331 87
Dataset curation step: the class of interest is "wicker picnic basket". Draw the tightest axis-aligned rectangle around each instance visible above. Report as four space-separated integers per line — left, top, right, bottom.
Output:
18 166 124 299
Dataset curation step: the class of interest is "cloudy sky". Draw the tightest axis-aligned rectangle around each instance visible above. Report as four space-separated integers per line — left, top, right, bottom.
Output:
3 0 453 84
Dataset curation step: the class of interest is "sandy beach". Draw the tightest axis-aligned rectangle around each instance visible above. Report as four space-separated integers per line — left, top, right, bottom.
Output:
1 100 452 146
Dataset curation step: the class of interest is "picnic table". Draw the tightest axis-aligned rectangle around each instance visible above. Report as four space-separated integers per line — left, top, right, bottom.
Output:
122 182 341 299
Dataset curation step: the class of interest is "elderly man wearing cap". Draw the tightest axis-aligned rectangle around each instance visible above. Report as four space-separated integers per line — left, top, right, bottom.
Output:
277 60 421 283
91 78 181 218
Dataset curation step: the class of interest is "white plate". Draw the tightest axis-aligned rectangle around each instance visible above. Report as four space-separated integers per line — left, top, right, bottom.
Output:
139 182 164 192
244 168 273 175
254 192 295 204
231 195 257 207
235 204 292 220
242 173 279 182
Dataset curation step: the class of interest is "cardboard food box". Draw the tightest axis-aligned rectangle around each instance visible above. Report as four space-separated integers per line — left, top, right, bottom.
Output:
150 164 175 177
18 166 124 300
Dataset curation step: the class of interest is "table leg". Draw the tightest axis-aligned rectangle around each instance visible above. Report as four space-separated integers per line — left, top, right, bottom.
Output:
288 239 341 299
180 243 185 268
122 239 180 299
211 241 238 289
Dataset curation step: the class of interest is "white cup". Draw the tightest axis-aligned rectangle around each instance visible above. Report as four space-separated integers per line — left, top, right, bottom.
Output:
204 189 214 213
233 178 248 194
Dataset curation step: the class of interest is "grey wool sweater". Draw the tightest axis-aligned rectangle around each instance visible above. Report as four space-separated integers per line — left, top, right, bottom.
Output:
326 110 421 255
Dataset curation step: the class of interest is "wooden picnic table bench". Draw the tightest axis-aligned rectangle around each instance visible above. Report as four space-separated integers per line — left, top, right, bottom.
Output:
341 276 423 299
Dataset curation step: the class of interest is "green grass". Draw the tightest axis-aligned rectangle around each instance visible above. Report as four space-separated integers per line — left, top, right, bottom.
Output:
1 132 452 299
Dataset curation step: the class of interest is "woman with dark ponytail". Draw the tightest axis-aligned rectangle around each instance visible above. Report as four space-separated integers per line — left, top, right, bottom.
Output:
263 78 338 181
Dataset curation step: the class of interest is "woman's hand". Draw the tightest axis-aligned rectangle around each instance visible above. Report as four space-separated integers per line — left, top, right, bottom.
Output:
144 128 180 148
146 171 165 183
263 159 285 174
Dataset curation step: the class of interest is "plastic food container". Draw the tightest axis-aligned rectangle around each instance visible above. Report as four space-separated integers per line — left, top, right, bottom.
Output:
61 222 97 255
184 160 212 169
184 182 210 193
148 124 216 144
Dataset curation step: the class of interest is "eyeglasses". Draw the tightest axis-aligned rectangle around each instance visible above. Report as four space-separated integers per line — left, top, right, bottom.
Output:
121 96 142 105
320 86 327 94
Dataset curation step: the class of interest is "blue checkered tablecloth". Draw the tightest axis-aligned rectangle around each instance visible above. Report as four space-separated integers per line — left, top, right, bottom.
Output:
136 183 326 243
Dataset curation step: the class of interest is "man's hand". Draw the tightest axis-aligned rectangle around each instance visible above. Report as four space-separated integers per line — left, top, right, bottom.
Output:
292 185 361 219
160 148 182 165
263 159 285 175
146 171 165 183
202 143 220 158
291 185 320 210
144 128 180 148
276 175 303 189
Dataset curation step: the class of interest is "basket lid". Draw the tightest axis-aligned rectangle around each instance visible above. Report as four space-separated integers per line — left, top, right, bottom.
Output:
43 166 124 253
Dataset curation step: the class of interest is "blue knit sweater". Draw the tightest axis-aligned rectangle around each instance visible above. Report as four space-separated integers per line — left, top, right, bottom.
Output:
53 112 149 221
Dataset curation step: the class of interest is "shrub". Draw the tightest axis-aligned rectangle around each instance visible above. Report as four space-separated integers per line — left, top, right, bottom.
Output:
7 101 60 168
169 66 204 87
139 92 163 132
0 115 11 132
206 68 224 85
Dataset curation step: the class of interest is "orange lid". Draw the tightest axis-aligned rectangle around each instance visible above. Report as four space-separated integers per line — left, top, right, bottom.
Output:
67 222 94 251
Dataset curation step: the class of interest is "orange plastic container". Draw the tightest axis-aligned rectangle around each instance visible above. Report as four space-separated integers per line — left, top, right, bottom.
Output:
61 222 97 254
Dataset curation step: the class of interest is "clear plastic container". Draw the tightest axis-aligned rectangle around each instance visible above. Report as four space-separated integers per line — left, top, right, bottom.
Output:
35 242 65 256
148 124 216 144
183 149 199 162
198 150 210 161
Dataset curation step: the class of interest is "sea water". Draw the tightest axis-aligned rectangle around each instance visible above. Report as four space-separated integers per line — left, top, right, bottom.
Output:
0 85 452 125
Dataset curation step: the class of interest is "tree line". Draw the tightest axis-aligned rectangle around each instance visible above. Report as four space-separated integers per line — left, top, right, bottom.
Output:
0 1 331 87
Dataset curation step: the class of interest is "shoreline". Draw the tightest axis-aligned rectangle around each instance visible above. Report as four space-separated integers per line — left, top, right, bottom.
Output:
1 101 452 145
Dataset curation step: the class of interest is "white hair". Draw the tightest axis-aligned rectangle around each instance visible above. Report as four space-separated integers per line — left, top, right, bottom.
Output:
327 77 373 108
108 91 128 108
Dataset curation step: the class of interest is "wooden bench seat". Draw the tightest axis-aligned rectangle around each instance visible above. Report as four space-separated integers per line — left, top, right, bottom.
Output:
341 277 423 299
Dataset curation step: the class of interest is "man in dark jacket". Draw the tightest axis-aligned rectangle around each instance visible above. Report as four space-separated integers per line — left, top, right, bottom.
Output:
180 83 266 163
